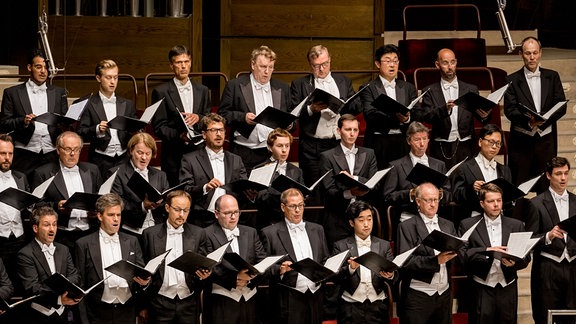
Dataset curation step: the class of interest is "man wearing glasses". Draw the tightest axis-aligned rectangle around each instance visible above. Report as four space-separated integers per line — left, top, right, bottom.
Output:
451 124 512 217
413 48 490 169
32 131 103 250
290 45 361 190
180 113 247 227
203 194 267 324
261 188 330 324
397 182 458 324
141 190 209 323
361 44 418 168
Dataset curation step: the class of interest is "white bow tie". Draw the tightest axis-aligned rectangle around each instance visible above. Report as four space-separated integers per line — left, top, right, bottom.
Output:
425 217 439 226
288 222 306 232
357 239 371 248
484 159 497 170
168 226 184 235
316 77 332 85
526 71 541 79
255 83 270 92
384 80 396 89
102 96 116 104
555 195 568 203
0 171 12 181
178 84 192 93
62 166 79 173
487 219 501 227
42 244 55 256
32 84 47 94
102 234 119 244
135 168 149 178
344 147 358 156
225 227 240 240
443 82 457 90
209 151 224 162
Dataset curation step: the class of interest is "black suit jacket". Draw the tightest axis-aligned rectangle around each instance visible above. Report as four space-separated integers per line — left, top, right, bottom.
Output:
413 80 484 140
361 77 418 147
0 259 13 301
110 161 169 229
141 222 207 295
525 190 576 258
0 82 68 145
397 214 458 284
204 223 267 290
260 220 329 287
17 241 80 309
179 149 247 211
504 67 566 136
290 73 360 139
383 155 450 213
77 94 137 153
332 235 396 295
458 215 528 283
218 74 291 139
254 161 304 222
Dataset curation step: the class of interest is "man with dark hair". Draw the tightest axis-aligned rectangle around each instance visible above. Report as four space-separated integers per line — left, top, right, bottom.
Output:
17 206 81 323
332 201 395 324
451 124 513 217
203 194 267 324
526 156 576 324
152 45 212 186
504 37 566 191
459 183 528 324
320 114 378 244
74 193 150 324
290 45 361 187
218 45 292 172
179 113 247 227
0 49 68 180
141 190 209 324
413 48 490 169
361 44 418 168
78 59 137 176
260 188 330 324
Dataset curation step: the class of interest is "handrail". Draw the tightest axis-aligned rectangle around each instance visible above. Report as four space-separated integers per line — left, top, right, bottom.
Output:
144 72 230 107
403 4 482 40
413 67 495 91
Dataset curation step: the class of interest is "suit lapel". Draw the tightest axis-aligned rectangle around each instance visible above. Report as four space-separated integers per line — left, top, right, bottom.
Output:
53 171 70 199
168 82 184 112
516 72 537 110
18 86 33 115
305 224 319 260
32 243 54 276
540 71 552 112
117 98 126 117
396 80 407 106
475 219 492 247
88 235 104 280
92 96 108 121
46 86 57 113
333 146 350 173
223 152 234 184
277 222 296 260
353 150 366 176
197 149 215 180
400 156 414 185
468 161 485 182
271 81 282 109
211 224 230 251
240 81 256 114
79 164 94 193
543 191 561 225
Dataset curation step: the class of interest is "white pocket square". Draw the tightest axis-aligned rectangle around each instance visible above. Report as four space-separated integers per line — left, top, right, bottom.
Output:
130 252 135 256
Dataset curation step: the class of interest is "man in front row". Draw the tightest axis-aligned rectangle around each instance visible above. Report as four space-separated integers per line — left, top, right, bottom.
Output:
459 183 529 324
141 190 209 324
74 193 150 324
204 194 267 323
526 157 576 324
397 182 458 324
333 201 396 324
260 188 330 324
17 206 81 323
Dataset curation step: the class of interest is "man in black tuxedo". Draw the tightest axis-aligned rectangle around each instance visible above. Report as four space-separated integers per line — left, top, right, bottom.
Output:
451 124 512 217
203 194 267 324
260 188 330 324
0 259 13 320
459 183 529 324
413 48 490 169
31 131 102 250
111 133 169 235
332 201 396 324
253 128 304 228
17 206 81 323
290 45 360 186
504 37 566 191
179 113 247 227
320 114 378 245
141 190 209 324
151 45 211 186
0 134 32 293
218 45 291 172
396 182 458 324
77 59 137 176
74 193 150 324
0 49 68 180
525 157 576 324
361 44 418 168
383 121 449 222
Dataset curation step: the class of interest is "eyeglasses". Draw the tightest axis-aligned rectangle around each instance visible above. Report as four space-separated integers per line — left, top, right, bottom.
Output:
417 197 440 205
217 210 241 218
206 128 225 134
482 138 502 148
311 61 330 70
284 203 305 211
380 59 399 65
169 205 190 214
59 147 81 154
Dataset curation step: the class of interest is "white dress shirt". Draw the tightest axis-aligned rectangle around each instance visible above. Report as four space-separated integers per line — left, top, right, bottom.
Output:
284 218 319 293
379 75 402 135
99 229 131 304
31 239 65 316
0 170 24 238
15 80 55 153
95 92 125 157
234 74 273 149
174 78 194 114
159 222 192 299
437 78 470 142
311 73 341 139
473 214 510 287
60 163 89 231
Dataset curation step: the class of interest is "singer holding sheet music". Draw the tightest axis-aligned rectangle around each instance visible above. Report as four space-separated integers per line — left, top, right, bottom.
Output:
458 183 528 324
141 190 208 324
504 37 566 192
0 49 68 181
77 59 137 176
17 206 81 323
74 193 149 324
361 44 417 168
